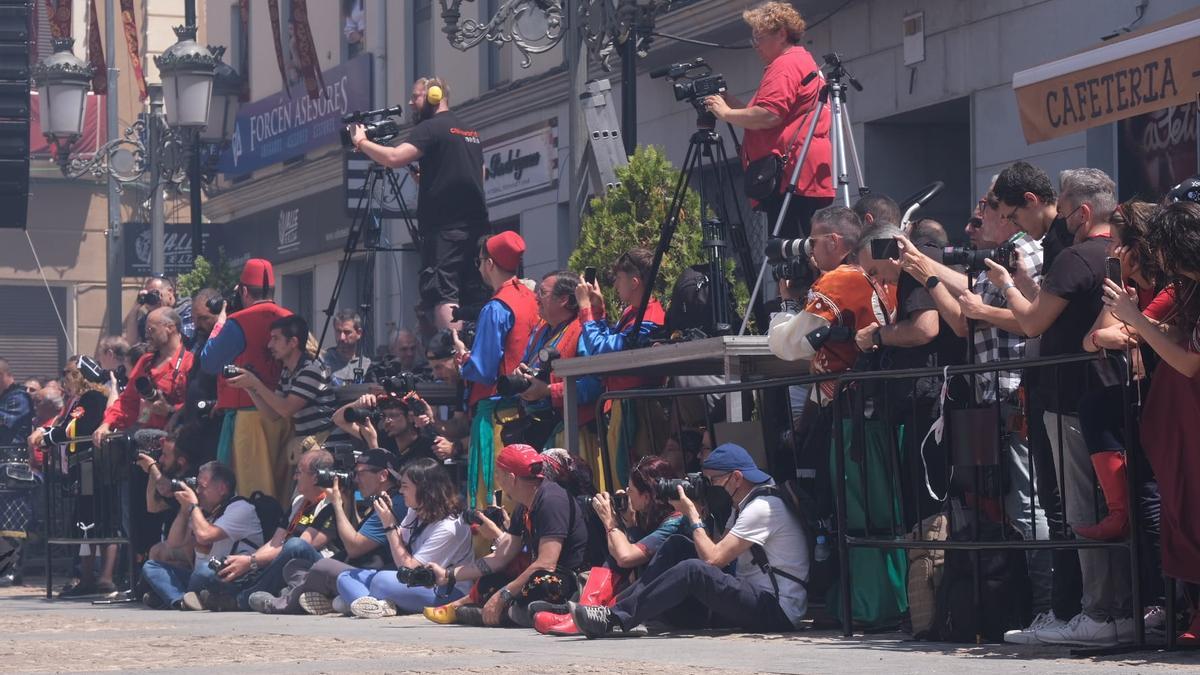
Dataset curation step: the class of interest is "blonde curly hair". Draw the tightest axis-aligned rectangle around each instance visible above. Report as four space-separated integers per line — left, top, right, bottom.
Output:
743 1 807 44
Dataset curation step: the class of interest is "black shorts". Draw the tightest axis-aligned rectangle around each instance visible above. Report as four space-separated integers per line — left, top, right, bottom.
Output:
418 225 490 310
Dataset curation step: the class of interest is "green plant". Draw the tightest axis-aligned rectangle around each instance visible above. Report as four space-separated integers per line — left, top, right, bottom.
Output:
176 249 240 298
569 145 746 319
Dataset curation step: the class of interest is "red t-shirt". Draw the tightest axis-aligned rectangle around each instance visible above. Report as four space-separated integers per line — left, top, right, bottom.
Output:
741 47 833 199
1142 286 1177 322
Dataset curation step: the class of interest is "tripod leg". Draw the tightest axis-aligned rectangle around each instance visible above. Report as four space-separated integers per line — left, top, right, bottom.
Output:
709 138 765 332
839 100 867 197
829 90 851 207
319 167 376 348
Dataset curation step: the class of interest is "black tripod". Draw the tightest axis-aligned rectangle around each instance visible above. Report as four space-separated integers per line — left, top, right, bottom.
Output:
631 113 765 341
317 162 416 382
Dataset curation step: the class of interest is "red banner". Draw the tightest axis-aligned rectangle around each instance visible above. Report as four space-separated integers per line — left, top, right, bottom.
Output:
267 0 291 97
238 0 251 101
87 0 106 94
119 0 147 101
30 92 108 159
289 0 326 100
46 0 71 39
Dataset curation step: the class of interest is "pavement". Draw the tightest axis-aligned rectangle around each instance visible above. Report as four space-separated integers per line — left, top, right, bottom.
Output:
1 584 1198 674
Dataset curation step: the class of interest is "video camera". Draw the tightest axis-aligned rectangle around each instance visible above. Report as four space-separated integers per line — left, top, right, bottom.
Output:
497 347 560 397
339 105 405 149
942 242 1017 272
650 58 727 123
655 472 709 501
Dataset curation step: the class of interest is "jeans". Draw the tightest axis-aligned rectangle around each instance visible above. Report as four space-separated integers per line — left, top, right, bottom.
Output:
1028 391 1082 620
609 535 795 632
235 537 325 610
336 568 465 613
266 557 357 614
1002 427 1053 615
141 559 205 605
1044 412 1132 620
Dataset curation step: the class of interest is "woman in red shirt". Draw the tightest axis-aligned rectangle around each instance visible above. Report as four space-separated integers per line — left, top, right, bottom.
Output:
704 1 833 239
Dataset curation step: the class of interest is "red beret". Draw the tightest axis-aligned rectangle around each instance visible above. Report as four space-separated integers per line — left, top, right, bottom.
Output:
486 231 525 272
496 443 543 479
240 258 275 288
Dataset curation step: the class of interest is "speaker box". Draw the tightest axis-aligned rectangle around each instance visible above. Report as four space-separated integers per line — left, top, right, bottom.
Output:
0 1 30 230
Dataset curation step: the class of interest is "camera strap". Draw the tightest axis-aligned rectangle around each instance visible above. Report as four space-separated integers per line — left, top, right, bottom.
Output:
741 486 807 594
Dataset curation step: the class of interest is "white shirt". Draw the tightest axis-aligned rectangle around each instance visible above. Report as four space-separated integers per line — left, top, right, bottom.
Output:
192 499 263 570
726 489 810 628
401 510 475 594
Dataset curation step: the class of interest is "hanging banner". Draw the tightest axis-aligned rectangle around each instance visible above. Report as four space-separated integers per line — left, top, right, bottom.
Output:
1012 9 1200 144
46 0 71 39
290 0 326 100
238 0 251 101
119 0 148 101
86 0 106 94
267 0 292 98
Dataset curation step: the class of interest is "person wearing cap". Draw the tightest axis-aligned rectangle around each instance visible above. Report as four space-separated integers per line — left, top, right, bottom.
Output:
425 443 590 627
459 232 540 506
424 330 471 459
200 258 294 503
350 77 490 331
332 393 451 467
246 447 404 614
570 442 809 638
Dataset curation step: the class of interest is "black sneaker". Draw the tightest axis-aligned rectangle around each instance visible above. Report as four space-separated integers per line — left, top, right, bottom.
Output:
455 605 486 626
142 592 166 609
569 602 646 639
58 581 98 598
527 600 570 617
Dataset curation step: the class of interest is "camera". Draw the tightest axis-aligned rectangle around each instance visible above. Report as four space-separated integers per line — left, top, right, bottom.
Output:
464 505 506 527
207 556 228 572
136 289 162 306
397 566 438 588
942 242 1016 271
450 303 482 324
496 347 560 397
339 104 405 149
171 476 198 491
765 238 806 263
766 238 813 285
380 371 420 397
654 472 709 501
134 375 159 400
315 468 350 489
584 491 629 513
222 365 242 379
651 58 727 123
343 406 383 426
77 355 127 388
805 324 853 351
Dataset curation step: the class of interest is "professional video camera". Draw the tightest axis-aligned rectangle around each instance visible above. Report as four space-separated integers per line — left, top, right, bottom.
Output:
650 57 727 123
496 347 560 397
339 104 405 149
942 242 1017 272
655 472 709 501
77 355 128 389
396 566 438 588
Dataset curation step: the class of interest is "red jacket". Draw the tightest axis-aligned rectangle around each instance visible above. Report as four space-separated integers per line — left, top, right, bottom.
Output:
103 343 193 429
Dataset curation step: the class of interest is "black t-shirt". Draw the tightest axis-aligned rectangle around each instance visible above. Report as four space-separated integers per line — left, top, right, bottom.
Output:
406 110 487 230
509 480 589 572
1040 216 1073 271
1037 235 1121 413
180 338 218 426
383 430 439 468
887 246 967 374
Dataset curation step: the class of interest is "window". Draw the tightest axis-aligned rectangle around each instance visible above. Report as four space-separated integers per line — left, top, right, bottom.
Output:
411 0 433 81
341 0 366 61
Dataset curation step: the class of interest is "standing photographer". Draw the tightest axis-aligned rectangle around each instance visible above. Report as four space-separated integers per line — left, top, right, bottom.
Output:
705 1 831 238
124 276 193 347
0 358 33 587
177 289 222 464
350 77 489 330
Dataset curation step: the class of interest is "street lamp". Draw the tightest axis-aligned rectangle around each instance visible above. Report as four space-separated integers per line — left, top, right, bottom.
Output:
200 46 241 145
32 38 92 147
155 25 216 129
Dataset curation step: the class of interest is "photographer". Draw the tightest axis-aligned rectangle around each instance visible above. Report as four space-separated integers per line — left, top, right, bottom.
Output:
335 458 474 618
0 358 33 587
141 461 264 610
424 330 470 452
247 449 402 614
124 276 193 347
705 1 831 238
351 77 489 330
200 259 293 501
570 443 808 637
227 314 336 495
425 444 590 627
92 307 193 446
333 393 451 466
324 309 372 385
176 289 222 464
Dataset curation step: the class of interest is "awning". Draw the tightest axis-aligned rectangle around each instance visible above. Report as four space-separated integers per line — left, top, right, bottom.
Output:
1012 7 1200 144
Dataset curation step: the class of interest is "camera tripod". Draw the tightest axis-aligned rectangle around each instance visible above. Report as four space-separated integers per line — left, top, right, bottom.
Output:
630 112 765 341
738 52 869 335
317 162 417 382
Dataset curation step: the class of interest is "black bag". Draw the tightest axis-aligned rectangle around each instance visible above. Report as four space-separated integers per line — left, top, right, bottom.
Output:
663 265 740 338
743 114 808 202
230 491 285 547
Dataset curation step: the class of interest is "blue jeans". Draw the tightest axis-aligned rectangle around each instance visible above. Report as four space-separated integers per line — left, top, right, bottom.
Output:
336 568 465 613
142 559 205 605
235 537 325 610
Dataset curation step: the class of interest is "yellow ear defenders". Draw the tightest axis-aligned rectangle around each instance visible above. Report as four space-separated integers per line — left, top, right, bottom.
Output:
426 85 444 107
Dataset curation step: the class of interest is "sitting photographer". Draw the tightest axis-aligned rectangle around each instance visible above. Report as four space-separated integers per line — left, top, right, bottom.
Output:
141 461 264 610
424 444 590 627
227 315 336 492
570 443 808 637
705 1 831 238
335 458 474 618
247 449 402 614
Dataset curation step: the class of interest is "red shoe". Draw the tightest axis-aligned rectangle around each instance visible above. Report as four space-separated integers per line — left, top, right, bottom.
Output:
534 611 580 636
1179 612 1200 646
1073 451 1130 541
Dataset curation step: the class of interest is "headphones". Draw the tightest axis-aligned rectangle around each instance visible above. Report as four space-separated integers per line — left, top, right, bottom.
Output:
425 84 443 107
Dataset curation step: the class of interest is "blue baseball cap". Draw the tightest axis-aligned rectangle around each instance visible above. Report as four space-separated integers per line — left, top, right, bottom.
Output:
701 443 771 484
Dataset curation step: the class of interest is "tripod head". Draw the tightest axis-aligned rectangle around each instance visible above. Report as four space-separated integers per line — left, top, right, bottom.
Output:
801 52 863 95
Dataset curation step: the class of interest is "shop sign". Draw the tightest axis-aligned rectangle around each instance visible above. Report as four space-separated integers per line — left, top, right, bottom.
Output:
483 120 557 204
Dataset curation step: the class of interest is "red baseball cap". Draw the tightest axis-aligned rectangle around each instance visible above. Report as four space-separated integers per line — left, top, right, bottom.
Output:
240 258 275 288
486 231 525 272
496 443 543 479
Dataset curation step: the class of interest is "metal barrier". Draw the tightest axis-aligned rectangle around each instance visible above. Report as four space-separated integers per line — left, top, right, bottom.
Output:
591 351 1155 648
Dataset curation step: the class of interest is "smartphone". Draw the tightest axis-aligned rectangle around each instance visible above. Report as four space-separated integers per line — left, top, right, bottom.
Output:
870 237 900 260
1105 256 1122 286
583 266 597 284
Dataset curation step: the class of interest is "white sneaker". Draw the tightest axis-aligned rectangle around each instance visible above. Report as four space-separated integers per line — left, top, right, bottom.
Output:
1035 612 1118 646
350 596 398 619
332 596 350 615
1114 617 1136 644
1004 610 1066 644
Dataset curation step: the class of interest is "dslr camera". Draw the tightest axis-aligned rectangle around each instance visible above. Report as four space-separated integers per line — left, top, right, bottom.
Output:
205 289 243 316
207 556 228 572
134 375 160 401
942 242 1017 272
584 491 629 514
340 105 404 149
463 505 506 528
396 566 438 588
343 406 384 427
221 364 243 379
497 347 560 397
651 58 727 123
765 238 811 285
655 472 709 501
315 468 351 489
136 288 163 307
171 476 198 491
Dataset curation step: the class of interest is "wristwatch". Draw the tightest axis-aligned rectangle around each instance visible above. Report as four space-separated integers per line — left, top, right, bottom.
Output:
871 329 884 349
249 555 259 573
925 275 941 290
498 587 516 606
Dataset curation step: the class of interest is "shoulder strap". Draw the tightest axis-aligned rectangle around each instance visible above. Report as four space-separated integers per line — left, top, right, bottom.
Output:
741 486 808 593
858 270 893 326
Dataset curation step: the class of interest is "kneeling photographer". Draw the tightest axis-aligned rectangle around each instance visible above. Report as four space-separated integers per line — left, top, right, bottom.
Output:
333 392 453 466
334 458 474 618
570 444 809 638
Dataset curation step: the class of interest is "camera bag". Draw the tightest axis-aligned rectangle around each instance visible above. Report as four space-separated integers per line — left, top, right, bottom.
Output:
743 114 808 202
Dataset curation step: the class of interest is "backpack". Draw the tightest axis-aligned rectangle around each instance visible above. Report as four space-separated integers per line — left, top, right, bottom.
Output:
662 264 740 338
230 491 285 548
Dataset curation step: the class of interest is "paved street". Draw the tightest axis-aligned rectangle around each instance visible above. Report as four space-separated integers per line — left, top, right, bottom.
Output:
1 585 1197 674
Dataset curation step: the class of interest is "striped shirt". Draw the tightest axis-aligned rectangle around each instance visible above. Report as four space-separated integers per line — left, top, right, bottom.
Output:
277 357 336 435
971 232 1045 404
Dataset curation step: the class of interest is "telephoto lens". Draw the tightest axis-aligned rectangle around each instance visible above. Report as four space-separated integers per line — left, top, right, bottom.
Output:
343 407 377 425
171 476 198 491
495 373 531 397
314 468 350 489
